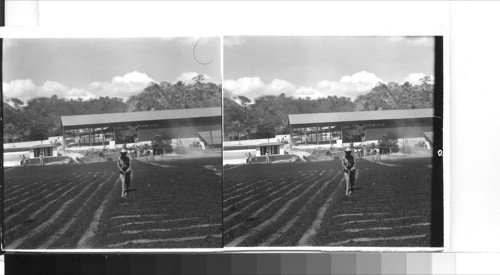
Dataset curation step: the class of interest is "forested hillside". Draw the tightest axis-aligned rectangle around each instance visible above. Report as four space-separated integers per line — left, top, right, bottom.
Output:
224 94 356 140
224 76 434 140
354 76 434 111
3 75 432 142
3 76 222 142
127 79 221 111
4 96 129 141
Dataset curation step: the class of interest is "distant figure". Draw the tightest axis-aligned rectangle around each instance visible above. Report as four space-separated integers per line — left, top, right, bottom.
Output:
376 147 381 160
341 147 356 196
265 151 270 164
20 155 26 166
117 149 132 198
245 152 252 164
149 148 154 161
39 154 44 166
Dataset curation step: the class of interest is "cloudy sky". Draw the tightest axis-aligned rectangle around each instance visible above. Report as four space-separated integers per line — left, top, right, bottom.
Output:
3 37 220 102
223 36 435 101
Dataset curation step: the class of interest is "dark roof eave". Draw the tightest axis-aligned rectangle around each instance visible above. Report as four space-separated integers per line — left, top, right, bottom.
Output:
256 142 284 146
288 108 434 126
61 107 222 128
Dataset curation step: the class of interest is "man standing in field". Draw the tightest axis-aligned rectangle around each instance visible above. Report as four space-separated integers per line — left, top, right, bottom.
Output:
265 150 270 164
149 147 154 161
245 152 252 164
39 153 44 166
117 148 132 198
20 155 26 166
341 147 356 196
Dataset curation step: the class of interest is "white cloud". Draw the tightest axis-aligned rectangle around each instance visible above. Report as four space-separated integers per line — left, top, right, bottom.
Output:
66 88 97 101
224 37 246 48
112 71 154 85
2 71 156 102
176 72 211 84
3 70 224 103
224 71 384 101
224 77 323 100
3 79 37 101
37 81 70 98
315 71 384 100
265 79 296 95
88 71 154 99
293 86 328 99
225 70 434 102
223 77 265 99
340 71 383 85
404 73 434 85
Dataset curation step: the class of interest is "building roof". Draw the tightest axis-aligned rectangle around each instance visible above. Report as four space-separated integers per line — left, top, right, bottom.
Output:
288 108 433 126
30 144 58 149
256 142 284 147
61 107 221 128
197 130 222 145
422 131 434 144
3 143 58 153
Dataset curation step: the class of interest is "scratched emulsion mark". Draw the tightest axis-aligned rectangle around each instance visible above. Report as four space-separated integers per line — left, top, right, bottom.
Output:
193 37 213 65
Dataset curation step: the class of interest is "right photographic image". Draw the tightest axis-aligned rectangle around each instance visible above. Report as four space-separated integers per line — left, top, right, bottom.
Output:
222 36 443 248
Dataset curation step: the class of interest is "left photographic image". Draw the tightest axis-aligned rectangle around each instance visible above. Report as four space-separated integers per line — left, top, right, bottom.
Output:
2 37 222 249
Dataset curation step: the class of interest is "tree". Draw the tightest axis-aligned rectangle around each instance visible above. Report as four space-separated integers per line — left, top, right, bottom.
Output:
11 98 24 110
223 89 234 100
4 123 20 146
378 132 399 154
192 74 206 84
237 96 251 107
224 98 257 140
343 125 364 143
151 132 173 155
127 80 221 111
228 121 245 141
116 125 137 144
354 77 434 111
420 75 432 84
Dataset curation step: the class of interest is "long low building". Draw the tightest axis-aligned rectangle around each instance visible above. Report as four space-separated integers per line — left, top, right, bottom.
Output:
60 107 221 147
288 108 434 146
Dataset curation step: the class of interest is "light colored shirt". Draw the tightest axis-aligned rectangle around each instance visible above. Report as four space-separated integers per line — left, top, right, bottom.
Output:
341 155 356 171
117 156 132 173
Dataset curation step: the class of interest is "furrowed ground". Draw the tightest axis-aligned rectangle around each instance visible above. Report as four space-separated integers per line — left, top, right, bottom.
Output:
223 157 433 247
3 157 222 249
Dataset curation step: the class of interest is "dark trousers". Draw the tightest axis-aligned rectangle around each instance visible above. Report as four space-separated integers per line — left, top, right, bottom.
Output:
120 172 131 196
344 170 356 195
